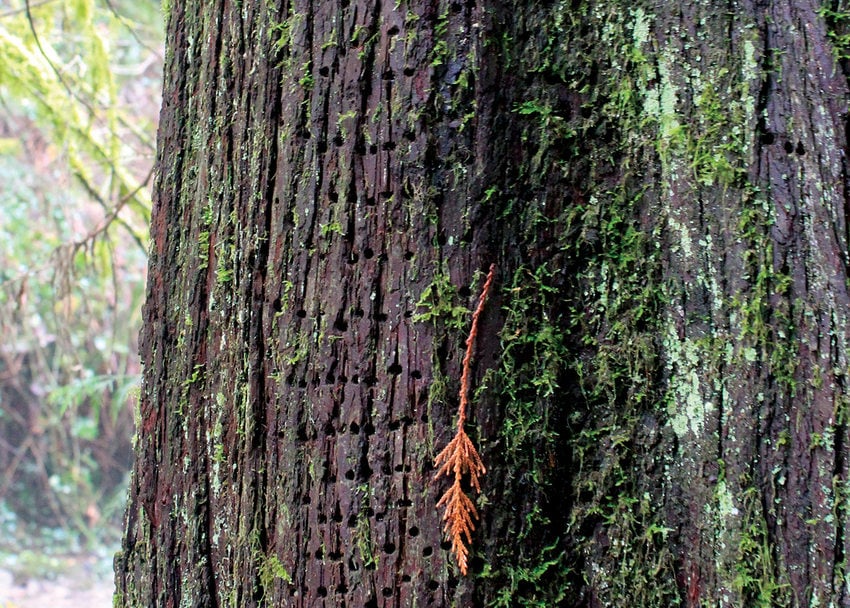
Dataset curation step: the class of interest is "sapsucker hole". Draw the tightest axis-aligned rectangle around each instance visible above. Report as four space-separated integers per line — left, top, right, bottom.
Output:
403 66 415 76
422 546 433 557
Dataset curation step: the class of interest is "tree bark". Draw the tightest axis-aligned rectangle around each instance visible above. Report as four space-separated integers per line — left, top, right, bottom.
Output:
115 1 850 606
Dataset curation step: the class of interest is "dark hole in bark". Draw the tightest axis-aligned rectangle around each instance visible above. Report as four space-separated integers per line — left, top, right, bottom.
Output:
378 252 388 263
388 362 402 376
348 514 358 527
784 141 794 154
394 463 404 472
296 309 307 318
411 369 422 379
382 69 395 80
336 583 348 594
315 548 324 560
402 574 411 583
348 557 358 571
383 542 396 554
334 134 344 147
580 105 593 118
319 66 329 77
382 141 396 151
328 190 339 202
382 587 394 597
323 422 336 436
422 546 433 557
298 378 308 388
365 375 378 386
451 2 463 11
760 131 775 145
376 312 388 322
440 540 451 550
338 374 348 383
363 247 374 259
353 307 364 317
273 297 283 313
366 195 376 205
363 422 376 435
408 526 419 537
364 507 375 517
354 141 366 154
389 419 401 430
397 498 412 507
350 421 360 434
334 317 348 331
296 425 308 441
325 373 336 384
345 469 355 480
404 310 413 318
318 513 327 523
403 66 415 76
380 190 394 199
369 144 378 154
365 598 378 608
420 413 428 423
458 285 471 298
447 576 459 589
317 586 328 597
351 374 360 384
330 550 343 560
427 580 439 591
375 511 386 522
302 495 311 505
403 130 416 141
404 250 415 260
796 141 805 155
381 463 392 475
387 25 400 36
437 232 447 246
359 465 373 479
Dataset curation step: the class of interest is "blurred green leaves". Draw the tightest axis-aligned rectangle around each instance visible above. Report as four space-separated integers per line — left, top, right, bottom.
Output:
0 0 161 548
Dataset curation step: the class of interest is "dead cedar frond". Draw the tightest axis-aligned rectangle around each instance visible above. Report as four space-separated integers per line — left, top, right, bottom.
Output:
433 264 495 575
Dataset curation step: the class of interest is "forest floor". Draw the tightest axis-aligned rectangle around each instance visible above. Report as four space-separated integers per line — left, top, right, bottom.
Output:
0 552 114 608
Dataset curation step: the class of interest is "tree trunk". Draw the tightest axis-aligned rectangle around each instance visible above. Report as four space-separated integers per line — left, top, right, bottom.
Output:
115 0 850 606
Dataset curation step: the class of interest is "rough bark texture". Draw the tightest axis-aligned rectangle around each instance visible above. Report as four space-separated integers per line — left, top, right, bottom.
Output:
116 0 850 606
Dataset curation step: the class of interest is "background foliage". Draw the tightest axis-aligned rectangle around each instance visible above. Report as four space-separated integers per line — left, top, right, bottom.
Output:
0 0 161 574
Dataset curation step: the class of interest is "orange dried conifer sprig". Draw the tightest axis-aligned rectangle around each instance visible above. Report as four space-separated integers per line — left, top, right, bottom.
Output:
433 263 496 575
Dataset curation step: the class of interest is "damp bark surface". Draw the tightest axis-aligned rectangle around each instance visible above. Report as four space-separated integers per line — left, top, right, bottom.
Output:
116 1 850 606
